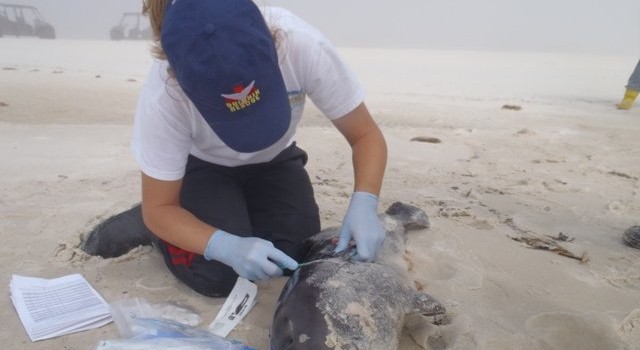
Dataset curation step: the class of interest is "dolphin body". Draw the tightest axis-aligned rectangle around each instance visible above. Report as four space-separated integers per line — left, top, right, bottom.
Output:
270 202 446 350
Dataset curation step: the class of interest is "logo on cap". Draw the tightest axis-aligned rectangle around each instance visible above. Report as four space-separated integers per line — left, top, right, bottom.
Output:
221 80 261 113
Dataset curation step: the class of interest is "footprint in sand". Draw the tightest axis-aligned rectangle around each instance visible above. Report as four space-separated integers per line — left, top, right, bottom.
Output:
135 276 174 291
404 312 479 350
607 199 632 215
526 312 624 349
408 252 459 281
617 309 640 346
406 247 484 291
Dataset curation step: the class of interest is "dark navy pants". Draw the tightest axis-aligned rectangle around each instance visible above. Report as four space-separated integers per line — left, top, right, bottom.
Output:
155 143 320 297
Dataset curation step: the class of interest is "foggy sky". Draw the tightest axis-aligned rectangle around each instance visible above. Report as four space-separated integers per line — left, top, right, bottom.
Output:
4 0 640 55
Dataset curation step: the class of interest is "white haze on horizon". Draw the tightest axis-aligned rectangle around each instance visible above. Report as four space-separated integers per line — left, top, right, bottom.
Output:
3 0 639 55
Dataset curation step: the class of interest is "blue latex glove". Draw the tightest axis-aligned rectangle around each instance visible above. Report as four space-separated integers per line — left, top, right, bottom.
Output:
204 230 299 281
335 192 386 262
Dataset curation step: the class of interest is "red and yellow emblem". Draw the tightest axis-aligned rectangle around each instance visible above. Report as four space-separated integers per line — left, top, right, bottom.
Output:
221 80 261 113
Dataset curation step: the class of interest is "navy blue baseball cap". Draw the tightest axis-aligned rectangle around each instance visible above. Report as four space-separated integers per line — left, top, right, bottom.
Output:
161 0 291 153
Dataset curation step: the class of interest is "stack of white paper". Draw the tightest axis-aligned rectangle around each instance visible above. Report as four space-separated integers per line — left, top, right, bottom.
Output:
9 274 113 341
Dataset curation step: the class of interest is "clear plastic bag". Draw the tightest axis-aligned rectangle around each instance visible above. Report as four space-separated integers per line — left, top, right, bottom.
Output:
97 298 257 350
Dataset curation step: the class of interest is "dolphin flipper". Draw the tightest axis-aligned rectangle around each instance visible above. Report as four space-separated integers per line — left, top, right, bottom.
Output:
406 290 446 317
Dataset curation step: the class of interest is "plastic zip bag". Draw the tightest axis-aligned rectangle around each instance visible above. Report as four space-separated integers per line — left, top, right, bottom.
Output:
96 298 257 350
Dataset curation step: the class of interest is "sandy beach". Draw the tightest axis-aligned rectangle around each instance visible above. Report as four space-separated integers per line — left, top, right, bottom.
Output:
1 38 639 349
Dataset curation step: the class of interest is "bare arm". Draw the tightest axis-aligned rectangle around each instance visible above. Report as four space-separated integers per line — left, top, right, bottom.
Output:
140 173 214 255
331 102 387 195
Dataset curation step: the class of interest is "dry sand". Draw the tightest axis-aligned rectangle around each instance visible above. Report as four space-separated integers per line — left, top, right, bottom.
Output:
1 38 639 349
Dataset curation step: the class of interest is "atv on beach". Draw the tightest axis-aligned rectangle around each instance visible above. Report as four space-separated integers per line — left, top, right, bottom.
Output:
0 3 55 39
110 12 151 41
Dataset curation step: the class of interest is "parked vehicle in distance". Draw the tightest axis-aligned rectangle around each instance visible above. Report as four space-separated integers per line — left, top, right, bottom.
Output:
0 3 55 39
110 12 151 41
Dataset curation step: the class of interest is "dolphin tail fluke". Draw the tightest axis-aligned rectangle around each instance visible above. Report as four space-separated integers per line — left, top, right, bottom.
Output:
384 202 430 231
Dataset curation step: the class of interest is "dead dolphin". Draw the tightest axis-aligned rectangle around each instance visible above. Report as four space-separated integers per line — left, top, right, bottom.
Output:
270 202 445 350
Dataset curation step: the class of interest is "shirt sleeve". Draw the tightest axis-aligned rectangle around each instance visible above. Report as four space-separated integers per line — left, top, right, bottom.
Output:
287 22 365 119
131 62 193 181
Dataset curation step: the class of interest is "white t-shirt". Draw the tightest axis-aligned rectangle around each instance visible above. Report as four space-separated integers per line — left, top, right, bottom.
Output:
131 7 365 181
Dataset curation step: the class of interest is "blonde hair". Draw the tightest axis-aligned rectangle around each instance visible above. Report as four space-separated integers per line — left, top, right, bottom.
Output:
142 0 284 62
142 0 169 60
